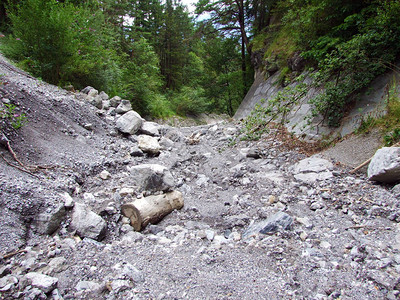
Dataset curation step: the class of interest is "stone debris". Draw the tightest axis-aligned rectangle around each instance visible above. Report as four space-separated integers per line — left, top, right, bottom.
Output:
70 202 107 241
368 147 400 183
293 156 333 183
24 272 58 293
115 110 143 135
137 134 161 155
33 204 66 235
127 163 174 192
243 212 293 238
140 121 161 136
99 170 111 180
115 99 132 114
1 65 400 300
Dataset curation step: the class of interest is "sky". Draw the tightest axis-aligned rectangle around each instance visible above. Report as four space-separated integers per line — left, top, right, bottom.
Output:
181 0 197 13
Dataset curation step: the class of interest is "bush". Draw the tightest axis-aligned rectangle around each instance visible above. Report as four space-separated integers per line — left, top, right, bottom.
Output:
1 0 122 92
3 0 77 83
170 86 208 116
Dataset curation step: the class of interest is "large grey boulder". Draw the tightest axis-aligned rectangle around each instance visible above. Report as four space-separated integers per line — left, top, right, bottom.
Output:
87 88 98 98
243 212 293 238
115 100 132 114
89 95 103 109
70 203 107 241
368 147 400 183
293 156 333 184
34 204 66 235
127 164 174 192
98 91 109 100
80 86 94 94
110 96 122 107
137 135 161 155
115 111 143 135
140 121 161 136
25 272 58 293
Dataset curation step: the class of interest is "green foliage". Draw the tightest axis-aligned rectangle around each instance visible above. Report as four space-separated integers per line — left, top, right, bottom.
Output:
355 115 377 135
120 37 164 114
1 0 122 92
1 0 253 119
147 94 175 119
239 81 308 140
354 77 400 145
170 86 208 116
263 27 298 65
0 103 27 129
3 0 77 83
239 103 270 140
384 128 400 146
251 0 400 128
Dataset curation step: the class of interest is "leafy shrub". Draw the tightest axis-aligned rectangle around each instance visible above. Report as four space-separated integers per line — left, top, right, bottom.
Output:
1 0 122 92
147 94 175 119
170 86 208 116
384 128 400 146
0 103 27 129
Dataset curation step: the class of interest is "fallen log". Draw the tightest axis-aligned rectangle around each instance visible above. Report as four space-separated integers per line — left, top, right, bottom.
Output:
121 191 184 231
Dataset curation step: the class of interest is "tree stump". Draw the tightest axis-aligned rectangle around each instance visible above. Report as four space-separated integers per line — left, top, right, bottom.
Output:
121 191 184 231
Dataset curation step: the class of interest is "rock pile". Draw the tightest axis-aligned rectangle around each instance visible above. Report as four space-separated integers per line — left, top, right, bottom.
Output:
1 64 400 299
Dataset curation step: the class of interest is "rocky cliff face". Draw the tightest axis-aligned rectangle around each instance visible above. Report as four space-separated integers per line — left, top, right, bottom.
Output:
235 68 396 140
1 54 400 299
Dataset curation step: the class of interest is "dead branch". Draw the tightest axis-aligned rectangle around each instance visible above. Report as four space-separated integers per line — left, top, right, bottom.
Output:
0 131 53 176
350 141 400 174
0 153 39 178
3 249 27 260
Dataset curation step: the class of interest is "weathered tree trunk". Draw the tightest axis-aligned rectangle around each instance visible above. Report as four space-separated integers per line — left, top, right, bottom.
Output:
121 191 184 231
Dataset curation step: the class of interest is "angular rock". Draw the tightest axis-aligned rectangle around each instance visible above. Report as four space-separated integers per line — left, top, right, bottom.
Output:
127 164 174 192
34 204 66 235
393 184 400 196
61 192 74 209
80 86 94 94
115 111 143 135
102 100 111 110
70 202 107 241
129 146 144 157
0 275 18 289
75 280 101 291
293 156 333 184
25 272 58 293
368 147 400 183
87 88 98 98
109 96 122 107
137 135 161 155
140 121 160 136
113 262 145 283
115 100 132 114
243 212 293 238
89 95 103 109
99 170 111 180
98 91 109 100
159 137 174 149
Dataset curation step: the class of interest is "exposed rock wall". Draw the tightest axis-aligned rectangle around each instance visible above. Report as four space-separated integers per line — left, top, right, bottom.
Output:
235 68 398 140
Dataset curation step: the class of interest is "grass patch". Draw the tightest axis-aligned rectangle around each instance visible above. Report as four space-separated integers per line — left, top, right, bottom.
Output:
264 27 298 66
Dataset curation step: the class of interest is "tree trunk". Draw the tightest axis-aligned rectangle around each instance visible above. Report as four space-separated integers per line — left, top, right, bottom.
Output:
121 191 184 231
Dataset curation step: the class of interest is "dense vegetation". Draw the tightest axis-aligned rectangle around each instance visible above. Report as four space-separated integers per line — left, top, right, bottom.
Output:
1 0 399 126
0 0 255 118
252 0 400 127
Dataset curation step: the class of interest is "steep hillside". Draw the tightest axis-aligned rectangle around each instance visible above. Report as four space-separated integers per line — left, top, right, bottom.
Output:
236 0 400 141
